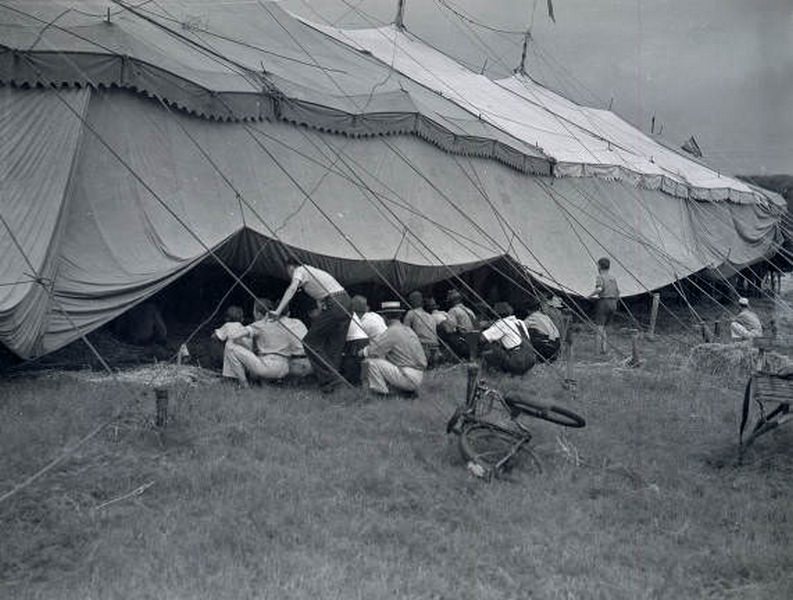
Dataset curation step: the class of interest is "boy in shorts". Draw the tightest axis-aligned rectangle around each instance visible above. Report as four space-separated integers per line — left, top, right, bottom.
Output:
589 257 619 355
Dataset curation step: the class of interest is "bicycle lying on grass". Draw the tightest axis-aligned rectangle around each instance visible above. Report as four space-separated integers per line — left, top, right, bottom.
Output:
446 363 585 479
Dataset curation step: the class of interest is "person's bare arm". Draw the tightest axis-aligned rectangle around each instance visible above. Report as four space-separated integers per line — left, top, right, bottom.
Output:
272 278 300 318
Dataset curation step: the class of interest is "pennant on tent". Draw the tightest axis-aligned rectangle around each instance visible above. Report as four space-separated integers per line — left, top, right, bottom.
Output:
681 136 703 158
547 0 556 23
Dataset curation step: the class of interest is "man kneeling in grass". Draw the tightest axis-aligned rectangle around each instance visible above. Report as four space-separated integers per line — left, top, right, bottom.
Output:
360 301 427 396
224 298 309 388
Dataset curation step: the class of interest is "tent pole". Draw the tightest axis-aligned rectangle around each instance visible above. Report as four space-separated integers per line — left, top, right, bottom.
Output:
394 0 406 30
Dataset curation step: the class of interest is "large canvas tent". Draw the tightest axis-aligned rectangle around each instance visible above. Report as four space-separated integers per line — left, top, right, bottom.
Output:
0 0 785 359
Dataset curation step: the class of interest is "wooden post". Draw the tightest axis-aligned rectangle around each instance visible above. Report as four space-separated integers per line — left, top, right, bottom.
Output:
628 329 641 367
563 323 576 397
155 388 169 428
648 293 660 339
465 362 480 406
713 319 722 341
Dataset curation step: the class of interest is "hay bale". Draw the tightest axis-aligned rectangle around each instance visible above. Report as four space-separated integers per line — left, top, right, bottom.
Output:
686 342 793 381
686 342 758 380
68 363 221 387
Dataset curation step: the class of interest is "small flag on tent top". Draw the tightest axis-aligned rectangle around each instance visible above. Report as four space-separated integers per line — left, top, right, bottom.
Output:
547 0 556 23
681 136 703 158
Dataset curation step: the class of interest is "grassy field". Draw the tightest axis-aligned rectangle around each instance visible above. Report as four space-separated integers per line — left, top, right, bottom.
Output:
1 325 793 599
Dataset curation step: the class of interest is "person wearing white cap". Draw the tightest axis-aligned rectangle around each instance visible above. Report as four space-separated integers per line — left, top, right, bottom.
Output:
360 301 427 396
730 297 763 340
341 295 387 384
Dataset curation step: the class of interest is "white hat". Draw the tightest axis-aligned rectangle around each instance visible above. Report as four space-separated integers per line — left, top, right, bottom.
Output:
738 297 749 306
548 296 563 309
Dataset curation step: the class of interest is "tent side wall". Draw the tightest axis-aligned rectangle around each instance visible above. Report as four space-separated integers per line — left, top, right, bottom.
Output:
0 86 783 358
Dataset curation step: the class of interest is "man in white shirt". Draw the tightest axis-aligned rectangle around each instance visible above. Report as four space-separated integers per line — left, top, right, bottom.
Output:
271 260 351 393
342 295 387 384
731 297 763 340
480 302 535 375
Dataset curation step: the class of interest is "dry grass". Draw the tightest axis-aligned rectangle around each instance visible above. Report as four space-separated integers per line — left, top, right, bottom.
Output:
1 327 793 599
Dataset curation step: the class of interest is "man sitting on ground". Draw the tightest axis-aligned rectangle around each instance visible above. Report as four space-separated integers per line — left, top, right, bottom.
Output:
731 297 763 340
543 295 566 340
438 289 477 359
342 295 387 384
361 301 427 396
404 290 440 367
480 302 535 375
224 298 304 387
524 297 561 362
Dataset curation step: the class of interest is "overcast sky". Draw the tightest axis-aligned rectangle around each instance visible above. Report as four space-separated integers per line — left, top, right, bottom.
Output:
282 0 793 176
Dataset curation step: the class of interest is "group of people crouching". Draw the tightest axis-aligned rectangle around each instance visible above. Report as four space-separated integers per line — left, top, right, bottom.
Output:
211 261 564 398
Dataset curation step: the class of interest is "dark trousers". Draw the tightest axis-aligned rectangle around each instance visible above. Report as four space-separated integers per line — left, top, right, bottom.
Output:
304 293 352 389
529 332 560 363
341 338 368 385
483 342 535 375
438 328 470 360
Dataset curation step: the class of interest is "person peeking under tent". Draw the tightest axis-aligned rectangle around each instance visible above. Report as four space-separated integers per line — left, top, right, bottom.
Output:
360 300 427 397
523 296 561 362
223 298 309 388
341 294 387 385
404 290 441 368
480 302 535 376
270 259 352 394
437 289 477 360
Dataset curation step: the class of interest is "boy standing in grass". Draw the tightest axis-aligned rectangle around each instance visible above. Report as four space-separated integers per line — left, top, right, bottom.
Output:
589 257 619 355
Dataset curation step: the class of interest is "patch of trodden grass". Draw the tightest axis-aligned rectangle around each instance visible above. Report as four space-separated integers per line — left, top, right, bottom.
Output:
1 337 792 599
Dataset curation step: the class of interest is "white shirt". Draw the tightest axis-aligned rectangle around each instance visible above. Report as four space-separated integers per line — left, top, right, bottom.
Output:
481 316 529 350
525 312 560 341
292 265 344 300
214 322 252 350
431 310 448 324
346 311 387 341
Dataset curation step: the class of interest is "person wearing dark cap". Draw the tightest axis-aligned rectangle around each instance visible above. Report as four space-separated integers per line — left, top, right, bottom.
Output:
360 301 427 396
270 259 351 393
480 302 535 375
588 257 620 354
524 296 561 362
438 289 477 359
404 290 440 367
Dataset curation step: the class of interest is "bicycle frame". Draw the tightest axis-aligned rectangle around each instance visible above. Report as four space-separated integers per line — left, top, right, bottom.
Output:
449 362 533 436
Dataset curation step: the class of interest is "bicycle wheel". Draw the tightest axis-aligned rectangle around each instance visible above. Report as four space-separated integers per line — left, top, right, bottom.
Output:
504 394 586 428
458 423 540 474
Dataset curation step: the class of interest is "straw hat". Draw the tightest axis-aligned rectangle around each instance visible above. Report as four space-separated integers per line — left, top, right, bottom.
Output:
738 297 749 306
378 300 405 316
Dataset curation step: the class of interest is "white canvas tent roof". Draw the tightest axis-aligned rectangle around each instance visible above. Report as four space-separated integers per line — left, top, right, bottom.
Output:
0 0 785 359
